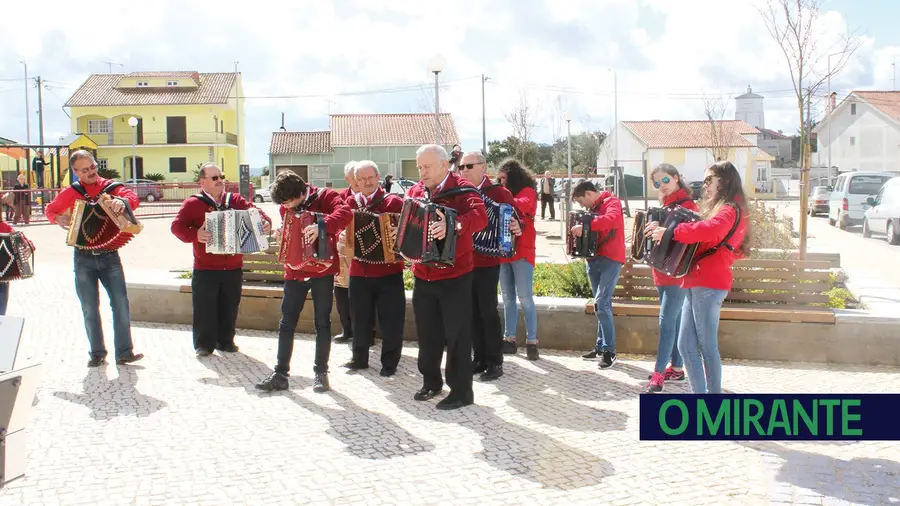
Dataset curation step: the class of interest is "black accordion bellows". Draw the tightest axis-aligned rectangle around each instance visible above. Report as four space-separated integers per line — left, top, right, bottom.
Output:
0 232 34 282
643 207 702 278
394 198 459 267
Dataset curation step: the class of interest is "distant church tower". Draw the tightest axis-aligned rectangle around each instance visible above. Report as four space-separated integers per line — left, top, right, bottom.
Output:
734 85 765 129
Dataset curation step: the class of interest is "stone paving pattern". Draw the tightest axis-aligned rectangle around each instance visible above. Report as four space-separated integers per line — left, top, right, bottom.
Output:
0 262 897 506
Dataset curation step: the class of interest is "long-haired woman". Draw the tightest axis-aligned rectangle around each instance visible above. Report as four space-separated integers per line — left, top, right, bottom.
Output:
648 161 750 394
642 163 698 393
496 159 540 360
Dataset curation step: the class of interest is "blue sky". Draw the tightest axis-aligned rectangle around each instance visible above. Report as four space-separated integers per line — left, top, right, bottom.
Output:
0 0 896 168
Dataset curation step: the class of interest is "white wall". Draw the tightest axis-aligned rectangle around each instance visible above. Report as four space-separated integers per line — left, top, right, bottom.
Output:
735 96 765 129
597 124 647 178
814 98 900 173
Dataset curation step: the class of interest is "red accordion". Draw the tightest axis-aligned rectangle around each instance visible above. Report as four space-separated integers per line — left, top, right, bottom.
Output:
278 210 335 272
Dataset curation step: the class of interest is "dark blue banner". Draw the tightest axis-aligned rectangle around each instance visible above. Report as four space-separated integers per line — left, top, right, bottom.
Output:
639 394 900 440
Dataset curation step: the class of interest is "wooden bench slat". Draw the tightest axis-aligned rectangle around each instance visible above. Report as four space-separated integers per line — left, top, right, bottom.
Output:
618 279 831 292
601 302 835 324
243 262 284 271
242 272 286 282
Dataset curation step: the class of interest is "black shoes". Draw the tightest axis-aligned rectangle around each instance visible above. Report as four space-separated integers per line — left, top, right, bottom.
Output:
196 348 213 357
413 387 442 401
216 344 239 353
379 367 396 377
256 371 290 392
87 356 107 368
526 344 539 361
116 353 144 365
598 351 617 369
582 350 599 359
473 361 488 374
342 360 369 371
501 340 517 355
479 365 503 381
436 392 474 411
333 333 351 344
313 372 330 393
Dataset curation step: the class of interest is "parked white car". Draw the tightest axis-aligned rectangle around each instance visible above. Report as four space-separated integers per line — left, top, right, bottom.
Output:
253 188 272 203
863 176 900 245
828 171 895 229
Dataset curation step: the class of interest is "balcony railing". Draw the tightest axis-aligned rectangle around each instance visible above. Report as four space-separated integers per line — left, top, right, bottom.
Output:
95 131 239 146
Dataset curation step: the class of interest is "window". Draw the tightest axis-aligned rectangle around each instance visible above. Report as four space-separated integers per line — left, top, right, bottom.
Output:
97 159 108 170
850 136 856 147
848 175 891 195
169 157 187 173
87 119 109 134
166 80 179 86
851 103 857 115
136 81 149 87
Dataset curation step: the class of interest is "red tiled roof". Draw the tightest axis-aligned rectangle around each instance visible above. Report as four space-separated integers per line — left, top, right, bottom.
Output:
65 72 237 107
853 91 900 122
270 131 332 155
330 113 459 146
622 120 758 148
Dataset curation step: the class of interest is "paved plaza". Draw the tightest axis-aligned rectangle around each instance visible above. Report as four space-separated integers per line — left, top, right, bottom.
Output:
0 260 897 506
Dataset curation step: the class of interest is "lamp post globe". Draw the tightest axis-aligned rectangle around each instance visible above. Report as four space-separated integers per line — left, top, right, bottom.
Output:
427 54 445 74
128 116 138 128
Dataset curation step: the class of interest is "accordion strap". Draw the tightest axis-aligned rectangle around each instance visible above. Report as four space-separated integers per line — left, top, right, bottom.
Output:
356 192 388 211
192 192 232 211
428 186 479 203
71 181 123 202
666 197 692 209
692 202 742 263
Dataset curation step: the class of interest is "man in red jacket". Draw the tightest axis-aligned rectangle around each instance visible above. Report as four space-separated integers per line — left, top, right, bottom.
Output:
458 151 518 381
571 180 625 370
333 160 358 345
256 171 352 393
171 162 272 357
407 144 488 410
341 160 406 376
45 150 144 367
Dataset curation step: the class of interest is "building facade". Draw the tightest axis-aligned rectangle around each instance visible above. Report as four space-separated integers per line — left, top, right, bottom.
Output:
734 86 765 129
813 90 900 175
65 71 244 182
269 113 460 188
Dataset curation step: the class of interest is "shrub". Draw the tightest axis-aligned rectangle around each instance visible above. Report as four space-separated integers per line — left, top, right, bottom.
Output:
747 201 795 258
98 167 121 180
534 260 592 298
144 173 166 182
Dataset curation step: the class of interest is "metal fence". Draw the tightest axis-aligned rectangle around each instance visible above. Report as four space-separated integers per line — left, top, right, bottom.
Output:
1 182 251 224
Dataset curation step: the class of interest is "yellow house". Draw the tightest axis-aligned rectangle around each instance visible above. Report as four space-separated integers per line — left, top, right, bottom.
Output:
65 71 244 182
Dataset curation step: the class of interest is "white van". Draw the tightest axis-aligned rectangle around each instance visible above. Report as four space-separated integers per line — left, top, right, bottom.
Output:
863 176 900 244
828 171 895 229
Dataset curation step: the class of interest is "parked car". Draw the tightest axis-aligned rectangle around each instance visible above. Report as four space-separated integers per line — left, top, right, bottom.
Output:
383 178 415 196
127 179 164 202
808 186 832 216
828 171 895 229
253 188 271 203
863 176 900 245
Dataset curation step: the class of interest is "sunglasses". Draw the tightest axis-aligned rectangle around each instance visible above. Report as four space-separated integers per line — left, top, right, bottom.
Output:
458 163 481 170
206 176 224 182
703 176 716 186
652 176 671 189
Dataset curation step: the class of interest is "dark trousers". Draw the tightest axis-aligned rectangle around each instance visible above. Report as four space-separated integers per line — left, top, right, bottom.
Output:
540 193 555 219
412 272 473 398
191 269 243 351
349 273 405 370
472 266 503 367
275 276 334 375
335 286 352 336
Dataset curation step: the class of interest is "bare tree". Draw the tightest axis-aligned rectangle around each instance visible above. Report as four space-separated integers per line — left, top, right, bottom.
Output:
759 0 862 256
701 92 730 162
409 84 435 113
549 95 567 143
504 90 539 159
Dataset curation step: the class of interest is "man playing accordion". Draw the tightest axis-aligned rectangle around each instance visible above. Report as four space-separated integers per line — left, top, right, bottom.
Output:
45 150 145 367
171 162 272 357
256 171 351 394
458 151 518 381
341 161 406 377
570 180 625 370
406 144 487 410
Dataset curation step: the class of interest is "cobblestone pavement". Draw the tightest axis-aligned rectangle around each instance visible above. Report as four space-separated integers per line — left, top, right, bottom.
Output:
0 263 897 506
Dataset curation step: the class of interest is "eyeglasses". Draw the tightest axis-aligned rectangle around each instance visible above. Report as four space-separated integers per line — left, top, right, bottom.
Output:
703 176 716 186
458 163 481 171
652 176 671 189
205 176 224 181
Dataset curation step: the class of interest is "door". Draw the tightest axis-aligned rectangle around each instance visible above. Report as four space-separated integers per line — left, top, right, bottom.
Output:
166 116 187 144
401 159 418 180
849 174 891 221
127 156 144 180
868 187 886 231
829 175 845 221
136 118 144 145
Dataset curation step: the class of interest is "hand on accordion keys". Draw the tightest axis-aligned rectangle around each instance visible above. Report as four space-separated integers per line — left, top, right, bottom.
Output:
649 225 667 242
509 218 522 236
106 197 125 215
303 224 320 244
644 220 660 238
429 208 447 240
197 222 211 244
56 215 71 230
262 220 272 235
571 224 583 238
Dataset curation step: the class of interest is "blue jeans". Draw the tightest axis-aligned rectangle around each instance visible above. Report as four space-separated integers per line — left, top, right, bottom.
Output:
677 287 728 394
499 259 537 342
654 285 686 374
73 250 135 360
0 282 8 315
586 257 622 353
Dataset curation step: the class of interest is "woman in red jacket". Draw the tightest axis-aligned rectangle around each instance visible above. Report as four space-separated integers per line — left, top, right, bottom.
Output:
648 161 749 394
0 221 34 315
643 163 698 393
496 159 540 360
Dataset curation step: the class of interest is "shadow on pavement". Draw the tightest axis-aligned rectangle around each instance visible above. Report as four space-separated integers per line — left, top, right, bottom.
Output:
52 365 168 420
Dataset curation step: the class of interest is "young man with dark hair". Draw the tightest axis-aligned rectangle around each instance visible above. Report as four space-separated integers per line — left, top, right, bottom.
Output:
256 171 352 393
571 180 625 369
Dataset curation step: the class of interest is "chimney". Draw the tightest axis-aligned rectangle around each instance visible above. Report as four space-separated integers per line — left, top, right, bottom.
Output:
279 112 286 132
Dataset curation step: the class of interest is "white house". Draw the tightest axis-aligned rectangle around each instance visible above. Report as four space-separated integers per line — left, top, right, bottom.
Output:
813 90 900 175
597 120 763 198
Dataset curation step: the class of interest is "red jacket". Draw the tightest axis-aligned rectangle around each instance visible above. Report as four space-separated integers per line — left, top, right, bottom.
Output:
170 192 272 271
280 185 352 280
45 177 140 224
508 186 537 266
347 187 405 278
653 188 700 287
674 200 748 291
588 191 626 264
407 172 488 281
0 221 35 253
338 187 354 201
473 177 516 269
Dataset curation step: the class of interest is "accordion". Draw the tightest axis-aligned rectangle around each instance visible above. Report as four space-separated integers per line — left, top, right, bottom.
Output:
352 210 401 264
394 198 459 267
334 227 353 288
204 208 269 255
473 196 516 257
566 211 601 258
643 207 702 278
65 194 143 250
630 207 668 261
0 232 34 282
279 210 335 272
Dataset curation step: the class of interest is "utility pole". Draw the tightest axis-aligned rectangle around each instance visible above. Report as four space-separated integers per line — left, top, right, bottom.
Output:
481 74 488 155
234 61 241 167
799 87 812 259
36 76 45 146
104 61 123 73
20 61 31 144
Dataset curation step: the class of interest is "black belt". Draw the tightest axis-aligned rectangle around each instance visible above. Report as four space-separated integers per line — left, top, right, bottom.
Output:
76 248 115 256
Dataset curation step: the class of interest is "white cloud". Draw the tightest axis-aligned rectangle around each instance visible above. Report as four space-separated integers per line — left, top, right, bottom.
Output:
0 0 890 168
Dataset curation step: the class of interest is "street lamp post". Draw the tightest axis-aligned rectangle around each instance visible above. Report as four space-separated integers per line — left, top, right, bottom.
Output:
19 61 31 145
427 54 446 145
128 116 138 184
566 110 572 218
